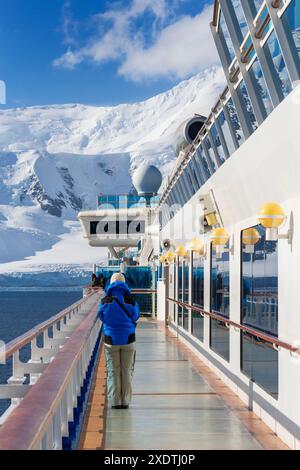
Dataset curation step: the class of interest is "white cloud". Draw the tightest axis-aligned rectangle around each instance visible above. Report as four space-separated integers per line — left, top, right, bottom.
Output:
54 1 219 81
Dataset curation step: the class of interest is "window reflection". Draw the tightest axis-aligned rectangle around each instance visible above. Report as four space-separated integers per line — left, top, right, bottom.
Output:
177 259 183 327
210 242 230 362
241 225 278 335
192 252 204 342
183 260 189 331
241 225 278 398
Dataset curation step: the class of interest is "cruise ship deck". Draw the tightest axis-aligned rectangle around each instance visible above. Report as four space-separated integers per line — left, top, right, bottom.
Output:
79 319 287 451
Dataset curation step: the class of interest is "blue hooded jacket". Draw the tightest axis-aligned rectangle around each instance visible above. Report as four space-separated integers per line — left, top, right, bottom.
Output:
98 281 140 346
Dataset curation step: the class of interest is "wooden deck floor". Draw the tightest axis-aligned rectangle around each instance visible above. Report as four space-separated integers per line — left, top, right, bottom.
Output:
79 319 289 451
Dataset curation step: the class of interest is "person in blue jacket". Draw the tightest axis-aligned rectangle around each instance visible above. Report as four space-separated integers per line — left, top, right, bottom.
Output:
98 272 140 409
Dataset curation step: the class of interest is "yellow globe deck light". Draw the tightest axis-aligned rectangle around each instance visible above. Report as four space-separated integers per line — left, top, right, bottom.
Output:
176 245 188 258
211 228 230 257
186 238 206 257
165 251 176 264
258 202 287 242
242 228 261 254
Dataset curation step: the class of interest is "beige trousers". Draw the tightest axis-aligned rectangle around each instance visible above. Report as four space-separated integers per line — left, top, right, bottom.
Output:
104 342 136 406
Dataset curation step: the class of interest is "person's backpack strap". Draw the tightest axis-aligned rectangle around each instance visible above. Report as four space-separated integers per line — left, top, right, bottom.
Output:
112 296 137 327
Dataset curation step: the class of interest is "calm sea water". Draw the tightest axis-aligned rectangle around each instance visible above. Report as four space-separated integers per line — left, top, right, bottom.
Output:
0 288 83 416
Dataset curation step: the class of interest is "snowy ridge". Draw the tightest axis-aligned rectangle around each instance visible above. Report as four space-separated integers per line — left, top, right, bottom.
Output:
0 67 225 271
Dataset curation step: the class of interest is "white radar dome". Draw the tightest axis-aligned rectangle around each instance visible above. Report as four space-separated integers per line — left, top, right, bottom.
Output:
132 164 163 196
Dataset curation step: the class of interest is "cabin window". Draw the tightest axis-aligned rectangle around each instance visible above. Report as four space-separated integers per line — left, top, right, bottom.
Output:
183 259 189 331
210 242 230 362
241 225 278 398
177 258 183 327
192 252 204 342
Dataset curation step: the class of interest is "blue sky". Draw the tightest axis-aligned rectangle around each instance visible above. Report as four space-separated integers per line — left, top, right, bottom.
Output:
0 0 218 108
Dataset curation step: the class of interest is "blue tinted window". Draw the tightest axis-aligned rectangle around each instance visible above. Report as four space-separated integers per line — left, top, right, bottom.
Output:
210 243 230 362
192 253 204 342
241 226 278 335
183 260 189 331
241 225 278 398
211 243 230 317
264 30 293 98
177 260 183 326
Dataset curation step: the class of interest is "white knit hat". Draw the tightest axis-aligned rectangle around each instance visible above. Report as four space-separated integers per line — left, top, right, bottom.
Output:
110 272 126 284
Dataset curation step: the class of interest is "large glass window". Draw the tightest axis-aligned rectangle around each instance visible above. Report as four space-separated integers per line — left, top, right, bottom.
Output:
237 80 259 131
177 259 183 327
225 98 245 145
192 253 204 342
210 243 230 362
282 0 300 65
250 58 273 116
264 30 293 98
218 110 236 156
241 225 278 398
183 260 189 331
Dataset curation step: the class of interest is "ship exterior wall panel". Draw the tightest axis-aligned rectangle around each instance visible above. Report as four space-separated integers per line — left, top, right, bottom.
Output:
163 83 300 449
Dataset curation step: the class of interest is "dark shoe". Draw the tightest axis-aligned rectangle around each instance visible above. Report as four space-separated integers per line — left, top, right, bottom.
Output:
121 405 129 409
111 405 123 409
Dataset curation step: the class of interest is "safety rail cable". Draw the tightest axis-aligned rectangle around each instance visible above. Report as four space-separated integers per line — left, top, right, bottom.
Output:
167 298 300 354
0 291 103 449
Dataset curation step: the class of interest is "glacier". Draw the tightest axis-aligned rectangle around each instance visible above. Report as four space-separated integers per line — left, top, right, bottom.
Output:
0 66 225 275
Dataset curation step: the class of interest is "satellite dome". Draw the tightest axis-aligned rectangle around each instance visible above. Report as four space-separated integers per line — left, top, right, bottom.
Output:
132 164 162 196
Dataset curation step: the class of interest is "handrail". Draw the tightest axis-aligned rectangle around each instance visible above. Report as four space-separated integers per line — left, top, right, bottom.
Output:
84 286 157 294
167 297 300 354
4 292 97 360
0 301 101 450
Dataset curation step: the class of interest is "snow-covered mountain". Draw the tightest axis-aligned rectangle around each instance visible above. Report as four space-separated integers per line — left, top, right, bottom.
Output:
0 66 225 271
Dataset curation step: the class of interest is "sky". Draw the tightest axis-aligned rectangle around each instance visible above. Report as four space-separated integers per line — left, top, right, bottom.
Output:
0 0 219 108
